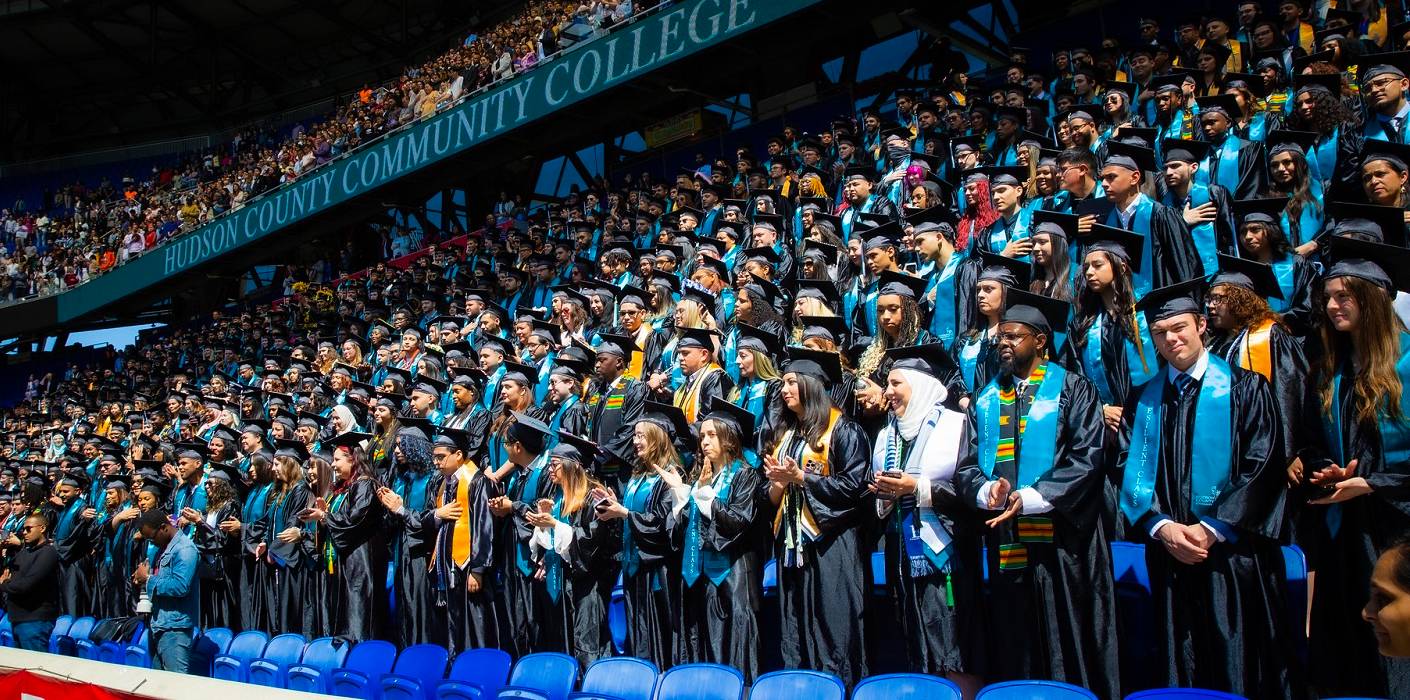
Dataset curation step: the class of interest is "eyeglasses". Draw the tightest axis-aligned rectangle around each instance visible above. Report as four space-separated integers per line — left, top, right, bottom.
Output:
998 331 1035 344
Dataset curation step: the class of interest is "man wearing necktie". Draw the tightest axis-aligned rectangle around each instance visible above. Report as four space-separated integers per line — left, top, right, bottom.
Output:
1362 59 1410 144
1119 279 1297 696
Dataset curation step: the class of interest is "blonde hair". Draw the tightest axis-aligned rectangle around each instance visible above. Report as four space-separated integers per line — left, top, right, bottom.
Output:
634 421 682 475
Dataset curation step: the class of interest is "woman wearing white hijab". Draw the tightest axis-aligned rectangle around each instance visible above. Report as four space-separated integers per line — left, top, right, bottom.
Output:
328 404 363 436
871 343 986 698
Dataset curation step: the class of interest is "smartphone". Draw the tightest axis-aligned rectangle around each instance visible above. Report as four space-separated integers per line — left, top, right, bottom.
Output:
882 469 905 479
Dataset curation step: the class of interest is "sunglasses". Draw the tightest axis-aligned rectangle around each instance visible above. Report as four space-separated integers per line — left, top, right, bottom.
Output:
19 526 34 533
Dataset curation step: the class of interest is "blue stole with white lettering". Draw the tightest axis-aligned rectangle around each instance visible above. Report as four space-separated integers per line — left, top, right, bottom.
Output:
1120 355 1234 525
682 461 739 586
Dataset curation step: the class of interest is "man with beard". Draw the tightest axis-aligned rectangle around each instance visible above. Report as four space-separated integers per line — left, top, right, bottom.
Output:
954 290 1119 697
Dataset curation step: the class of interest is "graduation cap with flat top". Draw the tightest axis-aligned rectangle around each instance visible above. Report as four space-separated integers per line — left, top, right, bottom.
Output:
1002 287 1072 339
1211 254 1284 300
1321 235 1410 293
1325 201 1408 247
884 343 956 380
1080 224 1146 273
1136 278 1208 324
1231 198 1287 225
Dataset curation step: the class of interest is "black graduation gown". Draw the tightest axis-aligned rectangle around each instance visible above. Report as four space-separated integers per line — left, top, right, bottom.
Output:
325 478 389 643
1142 201 1206 289
496 461 551 657
620 475 679 670
264 483 313 636
1119 365 1296 697
549 399 590 437
588 378 649 490
1273 255 1319 339
51 499 99 618
1302 361 1410 697
95 510 141 620
877 421 987 679
1206 137 1268 199
772 417 873 688
673 465 766 682
1209 323 1311 460
536 495 621 669
367 432 398 484
426 468 500 656
239 481 276 634
664 368 734 423
387 468 442 647
953 369 1120 699
193 500 242 631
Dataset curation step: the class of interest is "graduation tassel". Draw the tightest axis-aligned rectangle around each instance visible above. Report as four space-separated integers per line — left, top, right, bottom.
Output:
945 573 955 608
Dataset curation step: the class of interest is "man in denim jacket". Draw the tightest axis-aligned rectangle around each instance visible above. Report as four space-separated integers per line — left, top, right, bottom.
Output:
133 509 200 673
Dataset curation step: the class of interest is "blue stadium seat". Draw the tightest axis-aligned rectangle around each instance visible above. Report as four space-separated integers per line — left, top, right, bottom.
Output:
379 643 450 700
568 656 659 700
245 632 307 687
0 614 14 648
652 663 744 700
45 614 74 655
191 627 233 676
1283 544 1309 661
1111 541 1151 592
762 559 778 597
609 592 627 655
750 669 845 700
435 647 513 700
97 621 143 664
123 628 151 668
496 652 580 700
329 639 398 699
56 616 96 656
852 673 962 700
285 637 352 694
1125 690 1248 700
975 680 1097 700
211 630 269 682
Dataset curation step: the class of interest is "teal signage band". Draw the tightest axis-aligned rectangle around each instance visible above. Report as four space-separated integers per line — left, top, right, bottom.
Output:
54 0 820 323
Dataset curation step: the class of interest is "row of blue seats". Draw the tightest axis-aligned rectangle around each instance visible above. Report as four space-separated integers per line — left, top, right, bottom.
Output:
0 612 1386 700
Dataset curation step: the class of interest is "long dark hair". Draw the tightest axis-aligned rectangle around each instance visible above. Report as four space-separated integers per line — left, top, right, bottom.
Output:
1287 87 1356 137
1072 250 1139 348
772 372 833 453
1029 233 1073 301
1266 152 1321 237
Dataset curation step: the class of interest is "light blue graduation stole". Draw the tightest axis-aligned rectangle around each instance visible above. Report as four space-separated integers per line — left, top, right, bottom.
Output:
1163 184 1219 276
722 328 740 384
1308 128 1339 188
534 353 556 404
1245 112 1270 143
389 469 435 598
621 473 661 577
927 253 963 347
544 499 565 603
1364 114 1409 144
734 379 769 418
884 417 951 577
976 362 1067 489
843 278 860 324
548 394 578 438
1269 256 1297 313
1081 311 1158 406
481 365 505 410
1278 198 1324 248
1196 135 1244 194
988 209 1033 263
682 461 740 586
512 455 549 576
958 332 987 391
55 497 86 541
1121 355 1234 526
862 279 880 337
661 336 684 391
1104 193 1156 295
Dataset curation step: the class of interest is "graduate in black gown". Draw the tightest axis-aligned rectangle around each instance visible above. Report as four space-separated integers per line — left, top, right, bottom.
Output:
262 440 314 636
533 432 620 668
952 254 1029 401
954 293 1120 698
1119 279 1296 697
95 475 141 620
381 421 443 647
426 427 500 655
488 411 554 657
303 432 387 643
596 401 684 670
1300 238 1410 697
190 464 244 631
50 469 98 618
765 348 872 688
235 451 276 634
870 345 986 697
671 399 765 681
1096 145 1204 296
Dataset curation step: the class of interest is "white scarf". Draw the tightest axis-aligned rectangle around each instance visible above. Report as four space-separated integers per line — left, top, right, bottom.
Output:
897 368 948 440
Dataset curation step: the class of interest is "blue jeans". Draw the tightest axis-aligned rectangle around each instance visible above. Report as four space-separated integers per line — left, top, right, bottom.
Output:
13 619 54 652
153 628 193 674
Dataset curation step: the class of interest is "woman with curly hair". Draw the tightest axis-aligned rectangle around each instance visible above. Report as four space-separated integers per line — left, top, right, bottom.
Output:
380 422 442 647
1286 78 1363 200
302 436 389 643
191 465 244 631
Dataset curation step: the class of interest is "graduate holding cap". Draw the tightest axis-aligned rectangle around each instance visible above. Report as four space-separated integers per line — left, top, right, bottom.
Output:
955 288 1119 697
870 344 985 695
1303 236 1410 696
766 347 873 687
534 432 619 668
1120 278 1295 697
672 398 766 680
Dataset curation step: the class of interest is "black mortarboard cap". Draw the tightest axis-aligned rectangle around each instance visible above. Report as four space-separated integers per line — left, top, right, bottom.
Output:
885 343 957 379
783 346 844 385
1136 278 1208 323
1002 287 1072 338
1081 224 1147 273
976 252 1032 288
1211 254 1285 300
